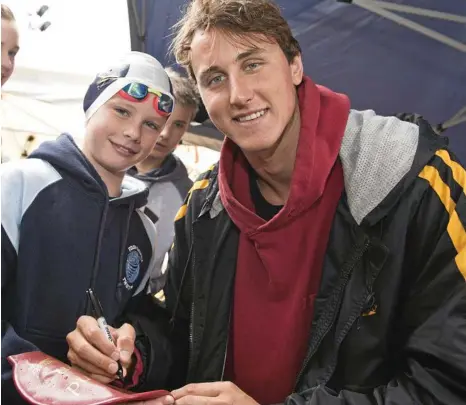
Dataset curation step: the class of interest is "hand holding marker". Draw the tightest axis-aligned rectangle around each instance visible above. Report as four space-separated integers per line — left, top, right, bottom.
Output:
86 288 124 381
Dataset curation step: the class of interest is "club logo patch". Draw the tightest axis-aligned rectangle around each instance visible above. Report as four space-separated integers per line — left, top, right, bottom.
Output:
123 245 143 290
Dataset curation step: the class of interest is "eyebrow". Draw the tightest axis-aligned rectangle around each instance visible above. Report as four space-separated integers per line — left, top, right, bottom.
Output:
235 48 264 62
198 48 265 84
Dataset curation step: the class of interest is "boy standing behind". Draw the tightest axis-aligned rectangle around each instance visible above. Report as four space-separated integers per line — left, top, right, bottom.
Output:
129 68 199 292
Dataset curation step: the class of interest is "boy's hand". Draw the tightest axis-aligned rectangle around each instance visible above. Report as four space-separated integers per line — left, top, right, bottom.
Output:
66 315 136 384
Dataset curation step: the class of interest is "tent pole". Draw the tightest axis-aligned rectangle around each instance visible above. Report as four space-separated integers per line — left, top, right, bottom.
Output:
438 106 466 132
351 0 466 52
365 1 466 23
141 0 146 52
129 0 146 52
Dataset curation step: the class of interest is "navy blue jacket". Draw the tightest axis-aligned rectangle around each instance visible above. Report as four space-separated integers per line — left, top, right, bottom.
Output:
1 134 160 402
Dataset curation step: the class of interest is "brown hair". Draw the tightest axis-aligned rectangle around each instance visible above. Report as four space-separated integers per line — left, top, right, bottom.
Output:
171 0 301 80
165 67 200 116
1 4 15 21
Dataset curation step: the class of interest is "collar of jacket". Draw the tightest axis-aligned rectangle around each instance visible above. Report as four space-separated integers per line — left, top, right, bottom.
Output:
196 164 222 220
361 117 448 228
196 116 447 228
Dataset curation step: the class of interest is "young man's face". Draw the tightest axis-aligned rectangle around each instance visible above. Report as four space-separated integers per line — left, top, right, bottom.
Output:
1 19 19 86
190 29 303 153
84 93 168 174
148 102 195 160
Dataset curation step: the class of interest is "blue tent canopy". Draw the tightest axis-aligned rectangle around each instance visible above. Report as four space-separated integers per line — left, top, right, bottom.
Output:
127 0 466 161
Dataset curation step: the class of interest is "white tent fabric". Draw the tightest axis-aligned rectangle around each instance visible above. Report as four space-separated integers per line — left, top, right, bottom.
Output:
1 93 85 160
1 66 90 161
2 65 93 102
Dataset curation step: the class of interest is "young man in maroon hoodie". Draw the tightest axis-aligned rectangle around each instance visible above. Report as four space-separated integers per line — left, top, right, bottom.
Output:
66 1 466 404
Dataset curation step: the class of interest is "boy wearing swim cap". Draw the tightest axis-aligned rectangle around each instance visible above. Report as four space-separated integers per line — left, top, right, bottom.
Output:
1 51 174 404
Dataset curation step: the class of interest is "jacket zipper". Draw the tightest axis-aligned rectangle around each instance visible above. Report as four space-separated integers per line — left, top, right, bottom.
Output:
220 308 232 381
84 200 109 315
187 192 217 378
188 190 230 381
187 222 196 378
294 238 370 390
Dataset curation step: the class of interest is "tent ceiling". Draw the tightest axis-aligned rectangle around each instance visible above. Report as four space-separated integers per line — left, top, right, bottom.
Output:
128 0 466 160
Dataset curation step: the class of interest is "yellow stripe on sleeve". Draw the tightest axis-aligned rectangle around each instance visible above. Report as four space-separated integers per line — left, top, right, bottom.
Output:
174 179 211 221
189 179 210 194
435 149 466 194
419 165 466 279
175 204 187 221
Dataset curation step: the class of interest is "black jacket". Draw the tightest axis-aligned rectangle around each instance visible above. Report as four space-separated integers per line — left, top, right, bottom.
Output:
135 112 466 404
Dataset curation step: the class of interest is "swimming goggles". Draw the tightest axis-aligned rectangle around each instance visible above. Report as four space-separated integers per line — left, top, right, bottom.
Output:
118 82 174 116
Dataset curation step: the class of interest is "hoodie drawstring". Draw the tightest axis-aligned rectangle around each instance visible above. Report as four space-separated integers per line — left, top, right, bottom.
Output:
84 200 110 315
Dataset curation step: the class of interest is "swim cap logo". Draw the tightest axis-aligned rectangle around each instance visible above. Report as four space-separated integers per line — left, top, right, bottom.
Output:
96 64 130 89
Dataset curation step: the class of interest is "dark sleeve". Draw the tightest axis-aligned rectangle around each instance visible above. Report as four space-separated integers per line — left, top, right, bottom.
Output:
120 294 175 391
1 167 43 366
2 180 40 401
285 149 466 405
123 174 199 390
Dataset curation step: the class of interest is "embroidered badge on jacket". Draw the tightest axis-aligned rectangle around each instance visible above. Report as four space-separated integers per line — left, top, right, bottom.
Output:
123 245 143 290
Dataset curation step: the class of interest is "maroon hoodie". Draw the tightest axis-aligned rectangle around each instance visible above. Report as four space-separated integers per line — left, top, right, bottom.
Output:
218 77 350 404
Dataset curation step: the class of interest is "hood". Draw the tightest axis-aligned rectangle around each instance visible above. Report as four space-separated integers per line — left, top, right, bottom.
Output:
218 76 350 232
340 110 421 225
29 134 148 208
128 153 190 184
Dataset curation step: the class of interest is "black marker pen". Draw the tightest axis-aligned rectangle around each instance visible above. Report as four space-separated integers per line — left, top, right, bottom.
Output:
86 288 124 381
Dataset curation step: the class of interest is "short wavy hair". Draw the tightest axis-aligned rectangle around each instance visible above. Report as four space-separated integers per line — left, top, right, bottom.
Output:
165 67 200 116
170 0 301 80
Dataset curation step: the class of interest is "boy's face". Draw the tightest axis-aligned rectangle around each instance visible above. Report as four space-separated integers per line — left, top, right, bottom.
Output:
1 19 19 86
190 28 303 153
148 102 196 160
83 93 168 175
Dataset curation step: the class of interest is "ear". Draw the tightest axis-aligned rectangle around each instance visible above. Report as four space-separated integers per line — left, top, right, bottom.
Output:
290 54 304 86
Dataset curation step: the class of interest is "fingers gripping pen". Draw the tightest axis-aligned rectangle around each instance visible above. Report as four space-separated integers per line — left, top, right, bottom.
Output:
86 288 124 381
